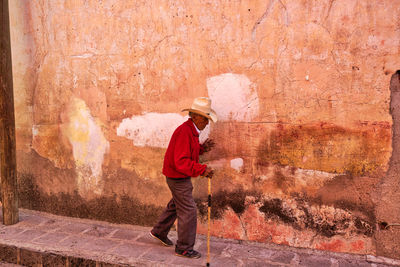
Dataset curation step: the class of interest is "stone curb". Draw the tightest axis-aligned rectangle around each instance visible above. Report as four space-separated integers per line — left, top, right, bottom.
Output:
366 255 400 266
1 208 400 267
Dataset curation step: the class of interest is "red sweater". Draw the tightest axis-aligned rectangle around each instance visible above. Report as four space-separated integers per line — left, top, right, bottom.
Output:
162 119 206 178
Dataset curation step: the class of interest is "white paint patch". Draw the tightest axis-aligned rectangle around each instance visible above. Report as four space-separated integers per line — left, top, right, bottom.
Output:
117 113 210 148
367 35 379 47
32 125 39 136
262 164 338 189
207 73 259 122
70 53 93 59
293 168 337 187
64 97 109 197
230 158 244 172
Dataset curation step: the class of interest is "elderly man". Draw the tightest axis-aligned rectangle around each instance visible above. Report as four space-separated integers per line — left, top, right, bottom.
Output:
150 97 217 259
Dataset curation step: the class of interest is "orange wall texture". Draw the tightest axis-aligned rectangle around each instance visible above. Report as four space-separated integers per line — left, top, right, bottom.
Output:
8 0 400 259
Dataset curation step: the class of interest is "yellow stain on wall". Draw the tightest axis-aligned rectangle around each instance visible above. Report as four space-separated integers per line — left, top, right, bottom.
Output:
64 97 109 198
258 122 391 176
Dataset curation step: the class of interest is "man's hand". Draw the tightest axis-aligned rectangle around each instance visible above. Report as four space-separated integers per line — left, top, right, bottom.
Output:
202 139 215 153
203 167 214 178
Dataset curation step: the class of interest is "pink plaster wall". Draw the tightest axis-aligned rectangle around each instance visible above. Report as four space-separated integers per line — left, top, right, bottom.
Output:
8 0 400 259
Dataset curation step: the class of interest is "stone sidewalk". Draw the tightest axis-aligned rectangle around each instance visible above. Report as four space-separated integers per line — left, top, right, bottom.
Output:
0 209 399 266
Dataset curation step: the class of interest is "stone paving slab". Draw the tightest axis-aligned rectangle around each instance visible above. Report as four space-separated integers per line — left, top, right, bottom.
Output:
0 208 399 266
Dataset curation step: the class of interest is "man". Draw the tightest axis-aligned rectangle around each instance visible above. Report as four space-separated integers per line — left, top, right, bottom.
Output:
150 97 217 259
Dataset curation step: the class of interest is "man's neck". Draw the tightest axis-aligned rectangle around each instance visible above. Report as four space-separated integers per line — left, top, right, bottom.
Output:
191 119 201 134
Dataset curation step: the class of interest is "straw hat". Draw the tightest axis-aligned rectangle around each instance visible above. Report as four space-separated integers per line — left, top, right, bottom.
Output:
182 97 218 122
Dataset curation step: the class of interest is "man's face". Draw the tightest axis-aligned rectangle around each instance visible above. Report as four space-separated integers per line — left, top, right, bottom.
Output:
192 113 209 130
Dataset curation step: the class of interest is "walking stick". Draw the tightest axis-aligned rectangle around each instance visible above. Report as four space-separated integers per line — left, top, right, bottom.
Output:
206 177 211 267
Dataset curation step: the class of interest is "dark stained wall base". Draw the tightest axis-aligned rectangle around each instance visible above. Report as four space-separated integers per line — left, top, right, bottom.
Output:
195 186 374 239
17 172 163 227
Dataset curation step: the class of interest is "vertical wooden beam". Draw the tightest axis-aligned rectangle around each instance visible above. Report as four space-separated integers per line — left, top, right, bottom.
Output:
0 0 19 225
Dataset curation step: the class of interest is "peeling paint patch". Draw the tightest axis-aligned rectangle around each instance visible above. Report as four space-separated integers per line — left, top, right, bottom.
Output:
117 113 186 148
197 189 374 239
64 97 109 197
207 73 259 122
258 198 374 237
117 113 210 148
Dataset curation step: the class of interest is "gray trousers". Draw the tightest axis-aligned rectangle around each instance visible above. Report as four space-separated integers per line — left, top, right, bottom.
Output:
151 177 197 251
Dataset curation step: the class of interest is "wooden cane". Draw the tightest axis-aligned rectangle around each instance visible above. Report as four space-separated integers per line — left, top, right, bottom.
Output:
206 177 211 267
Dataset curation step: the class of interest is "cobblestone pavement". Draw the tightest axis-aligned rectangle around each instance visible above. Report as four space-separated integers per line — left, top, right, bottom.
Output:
0 208 399 266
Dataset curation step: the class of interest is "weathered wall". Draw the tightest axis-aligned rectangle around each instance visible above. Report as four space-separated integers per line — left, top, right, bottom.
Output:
7 0 400 259
374 71 400 259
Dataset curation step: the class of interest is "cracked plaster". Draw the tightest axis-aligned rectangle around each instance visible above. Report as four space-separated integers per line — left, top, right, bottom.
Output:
8 0 400 258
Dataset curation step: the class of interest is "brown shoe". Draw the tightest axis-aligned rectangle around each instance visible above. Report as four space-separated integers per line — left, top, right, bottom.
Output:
175 247 201 259
149 231 173 247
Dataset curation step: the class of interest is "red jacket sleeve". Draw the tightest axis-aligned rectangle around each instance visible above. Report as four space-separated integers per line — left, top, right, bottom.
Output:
173 128 206 177
199 144 205 155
